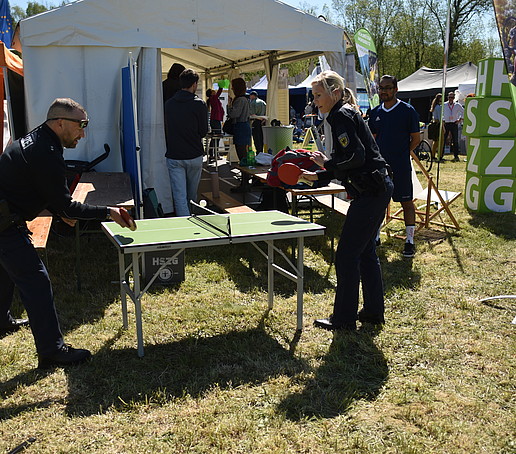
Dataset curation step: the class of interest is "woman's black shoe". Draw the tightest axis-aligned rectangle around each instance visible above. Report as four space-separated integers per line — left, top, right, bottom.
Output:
313 317 356 331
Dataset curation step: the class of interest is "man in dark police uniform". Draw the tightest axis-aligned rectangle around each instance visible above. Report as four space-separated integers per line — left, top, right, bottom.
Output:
0 98 134 368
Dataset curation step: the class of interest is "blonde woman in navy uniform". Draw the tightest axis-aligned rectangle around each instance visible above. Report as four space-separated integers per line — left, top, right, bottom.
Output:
300 71 393 331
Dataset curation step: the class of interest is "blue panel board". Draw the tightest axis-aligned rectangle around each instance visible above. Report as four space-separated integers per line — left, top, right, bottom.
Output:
121 66 140 212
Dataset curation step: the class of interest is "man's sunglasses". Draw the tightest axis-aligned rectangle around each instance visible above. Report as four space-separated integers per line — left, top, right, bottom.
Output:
49 117 89 129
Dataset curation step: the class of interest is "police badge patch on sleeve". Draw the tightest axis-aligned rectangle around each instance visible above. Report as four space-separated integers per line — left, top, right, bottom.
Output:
20 135 34 149
338 132 349 148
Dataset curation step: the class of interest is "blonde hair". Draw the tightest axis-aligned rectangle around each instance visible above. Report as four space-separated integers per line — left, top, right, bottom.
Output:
311 70 359 111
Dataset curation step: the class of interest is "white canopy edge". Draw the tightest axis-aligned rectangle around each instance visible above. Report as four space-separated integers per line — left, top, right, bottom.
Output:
19 0 349 213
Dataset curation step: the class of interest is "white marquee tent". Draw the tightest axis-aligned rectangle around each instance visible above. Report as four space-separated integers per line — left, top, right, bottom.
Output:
19 0 349 212
457 78 477 96
397 62 478 98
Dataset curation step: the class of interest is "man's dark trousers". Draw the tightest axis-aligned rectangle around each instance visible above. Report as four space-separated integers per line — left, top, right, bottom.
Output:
444 122 459 159
0 225 64 355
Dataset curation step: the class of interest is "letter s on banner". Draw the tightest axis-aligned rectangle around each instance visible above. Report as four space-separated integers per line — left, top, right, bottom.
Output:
465 99 478 135
488 100 512 135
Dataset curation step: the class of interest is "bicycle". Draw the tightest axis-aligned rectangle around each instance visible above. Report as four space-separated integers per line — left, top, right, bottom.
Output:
413 139 432 172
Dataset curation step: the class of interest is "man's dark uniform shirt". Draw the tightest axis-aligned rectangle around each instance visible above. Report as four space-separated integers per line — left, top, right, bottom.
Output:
0 123 107 221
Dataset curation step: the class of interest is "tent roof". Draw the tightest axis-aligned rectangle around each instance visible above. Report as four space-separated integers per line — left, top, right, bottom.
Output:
294 66 366 90
397 62 477 98
458 78 476 94
252 74 299 90
20 0 348 77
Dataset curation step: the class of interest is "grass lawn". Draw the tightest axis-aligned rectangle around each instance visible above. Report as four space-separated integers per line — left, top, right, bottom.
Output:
1 159 515 453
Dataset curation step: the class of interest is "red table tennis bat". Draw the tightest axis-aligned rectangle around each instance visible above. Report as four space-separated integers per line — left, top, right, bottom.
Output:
278 162 314 186
120 208 137 231
278 162 303 185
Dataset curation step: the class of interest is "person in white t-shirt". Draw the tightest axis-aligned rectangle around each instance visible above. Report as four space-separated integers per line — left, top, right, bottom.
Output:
442 91 464 162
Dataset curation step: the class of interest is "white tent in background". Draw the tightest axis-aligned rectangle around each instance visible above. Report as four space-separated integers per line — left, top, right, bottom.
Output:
458 78 477 96
19 0 349 212
294 66 366 90
397 62 478 98
456 78 477 104
294 65 323 89
252 75 269 90
251 74 301 91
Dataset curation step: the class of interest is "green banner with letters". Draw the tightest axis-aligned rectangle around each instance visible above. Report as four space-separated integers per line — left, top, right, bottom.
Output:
463 58 516 213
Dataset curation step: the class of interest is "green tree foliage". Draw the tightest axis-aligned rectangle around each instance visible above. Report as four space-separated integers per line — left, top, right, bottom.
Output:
332 0 404 76
426 0 492 58
284 57 318 79
11 1 69 23
326 0 498 78
389 0 437 73
10 6 26 23
26 1 49 17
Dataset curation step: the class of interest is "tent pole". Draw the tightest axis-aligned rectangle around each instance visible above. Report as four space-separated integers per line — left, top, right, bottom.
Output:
129 52 144 220
2 67 15 150
437 0 452 188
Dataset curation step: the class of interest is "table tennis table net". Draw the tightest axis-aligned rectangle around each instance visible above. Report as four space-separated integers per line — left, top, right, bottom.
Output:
189 202 231 238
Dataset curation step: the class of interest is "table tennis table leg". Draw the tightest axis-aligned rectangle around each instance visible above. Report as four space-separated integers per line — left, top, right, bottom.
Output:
267 241 274 309
296 237 304 331
119 250 128 328
291 193 298 216
132 252 145 357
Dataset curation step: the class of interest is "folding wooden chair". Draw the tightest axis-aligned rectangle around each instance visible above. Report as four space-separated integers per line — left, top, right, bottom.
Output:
301 125 323 151
384 151 461 231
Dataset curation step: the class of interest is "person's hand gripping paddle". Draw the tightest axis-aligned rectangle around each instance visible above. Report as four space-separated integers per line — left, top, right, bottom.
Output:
278 162 314 186
119 207 137 231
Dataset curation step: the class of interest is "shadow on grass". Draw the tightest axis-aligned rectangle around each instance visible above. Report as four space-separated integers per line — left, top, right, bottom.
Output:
9 230 122 337
304 211 425 292
0 371 58 421
377 245 421 292
277 327 388 420
0 326 309 419
468 212 516 240
186 241 335 296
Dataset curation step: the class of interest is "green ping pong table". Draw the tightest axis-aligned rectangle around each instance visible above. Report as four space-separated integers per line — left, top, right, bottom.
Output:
102 210 325 356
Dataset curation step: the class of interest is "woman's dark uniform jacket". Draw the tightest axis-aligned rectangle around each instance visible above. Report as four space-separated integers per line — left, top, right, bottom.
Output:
315 100 390 194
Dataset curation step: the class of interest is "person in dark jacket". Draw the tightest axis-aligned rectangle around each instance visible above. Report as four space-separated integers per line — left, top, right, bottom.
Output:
162 63 185 105
0 98 135 368
164 69 208 216
299 71 393 331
